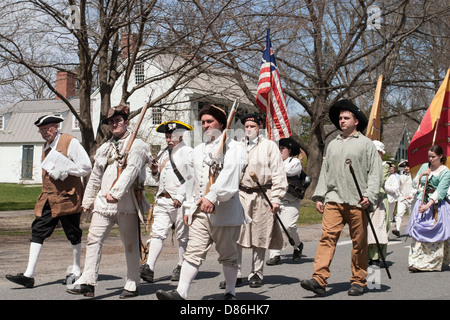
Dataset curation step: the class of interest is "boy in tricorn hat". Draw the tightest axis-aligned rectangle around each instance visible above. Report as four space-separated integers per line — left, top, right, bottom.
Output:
6 114 91 288
300 99 381 297
140 120 193 283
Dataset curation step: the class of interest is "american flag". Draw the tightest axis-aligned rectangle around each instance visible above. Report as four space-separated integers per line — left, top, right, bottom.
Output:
256 29 292 140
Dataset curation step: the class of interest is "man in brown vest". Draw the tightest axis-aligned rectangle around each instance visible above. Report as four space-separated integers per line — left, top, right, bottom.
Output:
5 115 92 288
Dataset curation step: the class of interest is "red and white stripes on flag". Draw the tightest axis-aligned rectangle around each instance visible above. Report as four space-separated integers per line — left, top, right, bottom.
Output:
256 29 292 140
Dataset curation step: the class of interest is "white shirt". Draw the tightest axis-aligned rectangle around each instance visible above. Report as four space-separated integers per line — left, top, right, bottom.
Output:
154 141 193 203
284 157 302 177
184 133 248 226
398 173 416 202
385 173 399 203
43 131 91 179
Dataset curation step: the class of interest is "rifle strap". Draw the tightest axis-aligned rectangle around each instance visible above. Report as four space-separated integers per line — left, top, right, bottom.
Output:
168 148 185 184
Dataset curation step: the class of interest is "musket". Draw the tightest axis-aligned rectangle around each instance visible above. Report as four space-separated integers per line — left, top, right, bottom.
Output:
111 91 154 189
200 99 239 211
345 159 392 279
250 172 296 247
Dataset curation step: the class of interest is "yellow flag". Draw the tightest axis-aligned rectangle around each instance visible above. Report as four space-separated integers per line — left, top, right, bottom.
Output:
366 75 383 141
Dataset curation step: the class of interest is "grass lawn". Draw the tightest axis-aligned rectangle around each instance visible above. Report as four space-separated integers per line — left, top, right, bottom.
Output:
0 184 323 225
0 184 42 211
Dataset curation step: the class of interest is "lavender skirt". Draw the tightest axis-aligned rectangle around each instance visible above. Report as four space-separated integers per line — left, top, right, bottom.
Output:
406 200 450 242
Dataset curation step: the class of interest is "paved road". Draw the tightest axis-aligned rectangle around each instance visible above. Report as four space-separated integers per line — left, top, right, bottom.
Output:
1 211 449 317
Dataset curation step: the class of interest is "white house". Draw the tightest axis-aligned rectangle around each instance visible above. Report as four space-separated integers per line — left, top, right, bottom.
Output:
0 52 256 185
0 98 81 184
91 53 255 185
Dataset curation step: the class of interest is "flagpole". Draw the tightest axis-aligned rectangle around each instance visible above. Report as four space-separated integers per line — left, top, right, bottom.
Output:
366 75 383 141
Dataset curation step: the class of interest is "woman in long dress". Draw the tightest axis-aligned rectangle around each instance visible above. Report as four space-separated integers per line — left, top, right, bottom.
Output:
406 145 450 272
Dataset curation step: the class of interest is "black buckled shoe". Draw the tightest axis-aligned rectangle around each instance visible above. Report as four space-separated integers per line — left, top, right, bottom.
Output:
119 289 139 299
66 284 95 297
300 278 326 296
156 289 185 300
348 283 364 296
249 274 262 288
139 263 154 283
5 273 34 288
266 256 281 266
293 242 304 262
171 265 181 281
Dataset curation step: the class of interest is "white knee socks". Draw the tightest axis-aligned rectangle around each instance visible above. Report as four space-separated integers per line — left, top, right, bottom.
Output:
71 243 82 276
223 265 238 295
24 242 43 278
146 238 163 271
177 260 198 299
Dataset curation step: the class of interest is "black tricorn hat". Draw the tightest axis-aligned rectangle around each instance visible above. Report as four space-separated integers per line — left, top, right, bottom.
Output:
329 99 368 132
240 113 264 126
102 105 130 124
34 115 64 127
156 120 193 133
279 137 301 157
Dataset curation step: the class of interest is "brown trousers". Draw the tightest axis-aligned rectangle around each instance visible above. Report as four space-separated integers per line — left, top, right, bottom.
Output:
312 202 368 288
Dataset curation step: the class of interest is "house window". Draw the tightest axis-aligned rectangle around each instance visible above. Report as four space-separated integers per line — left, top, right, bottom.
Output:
0 115 3 130
21 145 34 180
135 62 145 85
152 106 162 125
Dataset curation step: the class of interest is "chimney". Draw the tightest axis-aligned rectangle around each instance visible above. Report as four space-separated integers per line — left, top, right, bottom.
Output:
121 33 138 60
56 71 77 100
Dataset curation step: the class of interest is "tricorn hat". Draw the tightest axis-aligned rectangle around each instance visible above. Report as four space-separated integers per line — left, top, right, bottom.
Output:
156 120 193 133
279 137 301 157
34 115 64 127
198 104 228 127
329 99 368 132
102 105 130 124
240 113 264 126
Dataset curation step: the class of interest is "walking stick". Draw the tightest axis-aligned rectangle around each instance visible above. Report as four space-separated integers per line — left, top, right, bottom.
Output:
250 172 296 246
345 159 391 279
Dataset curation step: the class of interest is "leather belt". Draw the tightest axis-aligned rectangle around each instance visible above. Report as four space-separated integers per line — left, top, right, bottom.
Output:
239 184 272 194
158 191 172 198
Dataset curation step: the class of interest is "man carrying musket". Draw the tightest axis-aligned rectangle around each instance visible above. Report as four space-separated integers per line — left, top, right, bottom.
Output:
156 104 248 300
67 105 151 299
140 120 193 283
300 100 381 297
233 113 288 288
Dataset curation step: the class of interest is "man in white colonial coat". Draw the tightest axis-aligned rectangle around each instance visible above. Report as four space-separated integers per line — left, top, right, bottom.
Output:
140 120 193 282
156 104 248 300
